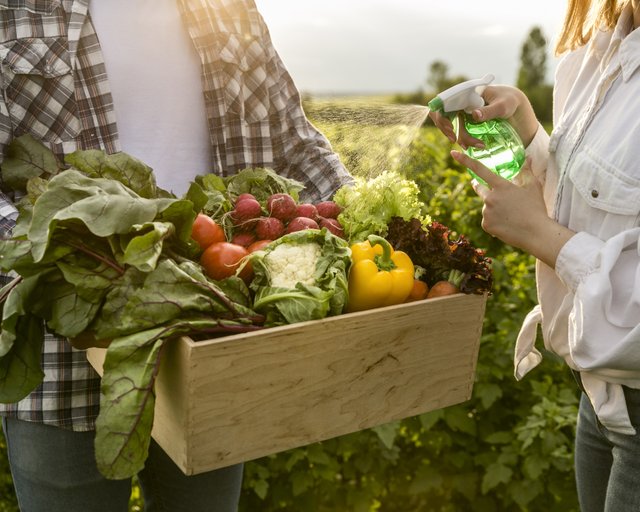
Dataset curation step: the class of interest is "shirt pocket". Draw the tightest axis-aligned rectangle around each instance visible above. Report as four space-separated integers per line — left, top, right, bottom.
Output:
213 30 275 124
0 37 80 143
0 0 61 14
568 148 640 224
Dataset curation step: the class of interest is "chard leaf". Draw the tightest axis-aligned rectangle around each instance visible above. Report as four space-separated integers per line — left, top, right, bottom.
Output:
56 258 119 302
92 259 252 339
187 177 229 219
91 267 146 339
95 330 165 480
64 149 161 199
0 239 33 274
0 315 44 403
155 199 198 243
0 275 42 356
122 222 175 272
46 279 101 338
1 134 61 190
28 170 179 262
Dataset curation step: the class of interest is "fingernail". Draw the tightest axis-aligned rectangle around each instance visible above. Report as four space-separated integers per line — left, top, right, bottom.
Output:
473 109 483 120
474 142 485 149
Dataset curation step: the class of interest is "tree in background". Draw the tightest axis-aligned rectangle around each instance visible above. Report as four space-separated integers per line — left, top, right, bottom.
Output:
517 26 553 124
426 60 469 96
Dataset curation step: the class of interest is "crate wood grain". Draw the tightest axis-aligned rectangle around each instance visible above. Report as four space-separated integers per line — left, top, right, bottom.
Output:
87 292 486 475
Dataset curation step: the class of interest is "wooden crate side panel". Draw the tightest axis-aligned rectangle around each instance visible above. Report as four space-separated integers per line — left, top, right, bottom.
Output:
174 294 484 474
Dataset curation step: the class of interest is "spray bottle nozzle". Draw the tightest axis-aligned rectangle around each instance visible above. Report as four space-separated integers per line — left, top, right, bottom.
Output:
428 73 495 115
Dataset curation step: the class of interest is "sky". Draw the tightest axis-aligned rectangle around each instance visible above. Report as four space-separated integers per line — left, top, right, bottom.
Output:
255 0 568 95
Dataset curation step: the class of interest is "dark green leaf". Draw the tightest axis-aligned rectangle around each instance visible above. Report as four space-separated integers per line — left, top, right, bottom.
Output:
0 315 44 403
64 149 160 199
1 134 61 190
95 331 165 480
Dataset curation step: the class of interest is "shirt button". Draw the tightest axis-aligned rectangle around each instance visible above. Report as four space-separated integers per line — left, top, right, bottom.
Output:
591 189 599 198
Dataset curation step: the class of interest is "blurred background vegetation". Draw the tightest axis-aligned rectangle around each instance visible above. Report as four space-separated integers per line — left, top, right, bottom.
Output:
1 26 576 512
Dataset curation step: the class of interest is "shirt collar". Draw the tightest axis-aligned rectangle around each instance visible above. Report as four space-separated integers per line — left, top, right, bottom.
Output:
596 3 640 80
619 24 640 81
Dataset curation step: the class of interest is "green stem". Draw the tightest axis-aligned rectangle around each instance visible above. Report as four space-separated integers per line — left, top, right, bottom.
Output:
367 234 396 272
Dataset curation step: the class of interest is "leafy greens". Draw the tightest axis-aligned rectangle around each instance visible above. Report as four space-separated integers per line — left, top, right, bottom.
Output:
0 135 265 480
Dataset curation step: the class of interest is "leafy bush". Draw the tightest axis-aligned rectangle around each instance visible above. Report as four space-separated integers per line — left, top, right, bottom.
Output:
0 433 18 512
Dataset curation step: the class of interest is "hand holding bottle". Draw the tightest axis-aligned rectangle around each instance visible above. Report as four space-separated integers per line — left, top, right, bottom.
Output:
429 83 538 149
450 150 574 269
428 75 539 182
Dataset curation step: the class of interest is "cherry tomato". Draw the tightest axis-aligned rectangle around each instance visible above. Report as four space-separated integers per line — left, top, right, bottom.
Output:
200 242 251 282
191 213 225 250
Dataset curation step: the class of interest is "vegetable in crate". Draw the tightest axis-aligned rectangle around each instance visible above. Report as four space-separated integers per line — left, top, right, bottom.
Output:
332 170 430 243
249 228 352 326
386 217 493 295
347 235 414 312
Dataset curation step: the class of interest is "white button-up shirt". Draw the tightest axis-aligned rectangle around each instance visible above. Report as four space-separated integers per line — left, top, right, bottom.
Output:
515 3 640 434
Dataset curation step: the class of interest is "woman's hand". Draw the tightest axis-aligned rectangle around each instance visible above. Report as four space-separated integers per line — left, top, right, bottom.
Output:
451 150 574 269
429 85 539 148
68 331 111 350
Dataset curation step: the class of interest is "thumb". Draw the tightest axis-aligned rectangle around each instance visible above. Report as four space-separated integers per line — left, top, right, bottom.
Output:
470 103 505 122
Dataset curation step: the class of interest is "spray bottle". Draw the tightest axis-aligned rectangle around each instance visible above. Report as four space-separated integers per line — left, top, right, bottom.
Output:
428 73 525 181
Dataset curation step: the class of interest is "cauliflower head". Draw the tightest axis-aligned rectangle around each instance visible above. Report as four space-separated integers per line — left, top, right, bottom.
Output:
263 242 321 288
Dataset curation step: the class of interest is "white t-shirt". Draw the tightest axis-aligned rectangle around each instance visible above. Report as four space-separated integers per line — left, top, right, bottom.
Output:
88 0 211 196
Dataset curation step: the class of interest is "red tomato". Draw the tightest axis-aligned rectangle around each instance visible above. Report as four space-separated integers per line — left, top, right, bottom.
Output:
191 213 225 250
200 242 251 282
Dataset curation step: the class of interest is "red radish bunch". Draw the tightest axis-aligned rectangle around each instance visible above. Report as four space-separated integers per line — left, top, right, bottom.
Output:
227 192 345 245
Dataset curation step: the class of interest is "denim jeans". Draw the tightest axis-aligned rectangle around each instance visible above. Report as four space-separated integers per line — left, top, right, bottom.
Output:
575 388 640 512
1 417 243 512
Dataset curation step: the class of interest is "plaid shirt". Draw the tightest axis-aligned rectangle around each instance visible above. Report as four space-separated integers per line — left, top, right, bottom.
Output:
0 0 352 431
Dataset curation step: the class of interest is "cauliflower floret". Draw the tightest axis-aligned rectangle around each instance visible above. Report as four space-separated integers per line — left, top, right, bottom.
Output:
264 242 322 289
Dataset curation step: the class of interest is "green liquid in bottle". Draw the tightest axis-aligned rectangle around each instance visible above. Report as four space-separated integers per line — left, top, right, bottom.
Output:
456 117 525 182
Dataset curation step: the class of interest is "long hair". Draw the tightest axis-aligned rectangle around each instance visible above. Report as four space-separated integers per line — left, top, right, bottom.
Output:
555 0 626 54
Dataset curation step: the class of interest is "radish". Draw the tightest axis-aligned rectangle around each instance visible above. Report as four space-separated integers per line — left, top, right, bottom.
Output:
295 203 318 220
233 198 262 221
231 231 256 247
315 201 341 219
256 217 285 240
266 193 297 221
285 217 319 234
319 217 344 238
236 193 257 204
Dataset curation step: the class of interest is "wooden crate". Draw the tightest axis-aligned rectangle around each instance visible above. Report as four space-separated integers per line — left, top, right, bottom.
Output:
87 292 486 475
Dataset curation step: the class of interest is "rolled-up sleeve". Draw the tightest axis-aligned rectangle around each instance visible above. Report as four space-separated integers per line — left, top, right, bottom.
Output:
555 227 640 373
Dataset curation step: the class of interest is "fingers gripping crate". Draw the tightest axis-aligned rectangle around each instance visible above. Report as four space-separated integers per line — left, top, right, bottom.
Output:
87 292 486 475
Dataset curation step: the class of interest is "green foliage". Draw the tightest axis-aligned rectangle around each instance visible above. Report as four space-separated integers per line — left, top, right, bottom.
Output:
0 433 18 512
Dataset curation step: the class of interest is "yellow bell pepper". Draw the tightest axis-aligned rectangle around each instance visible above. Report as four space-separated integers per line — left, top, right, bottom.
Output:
347 234 415 312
